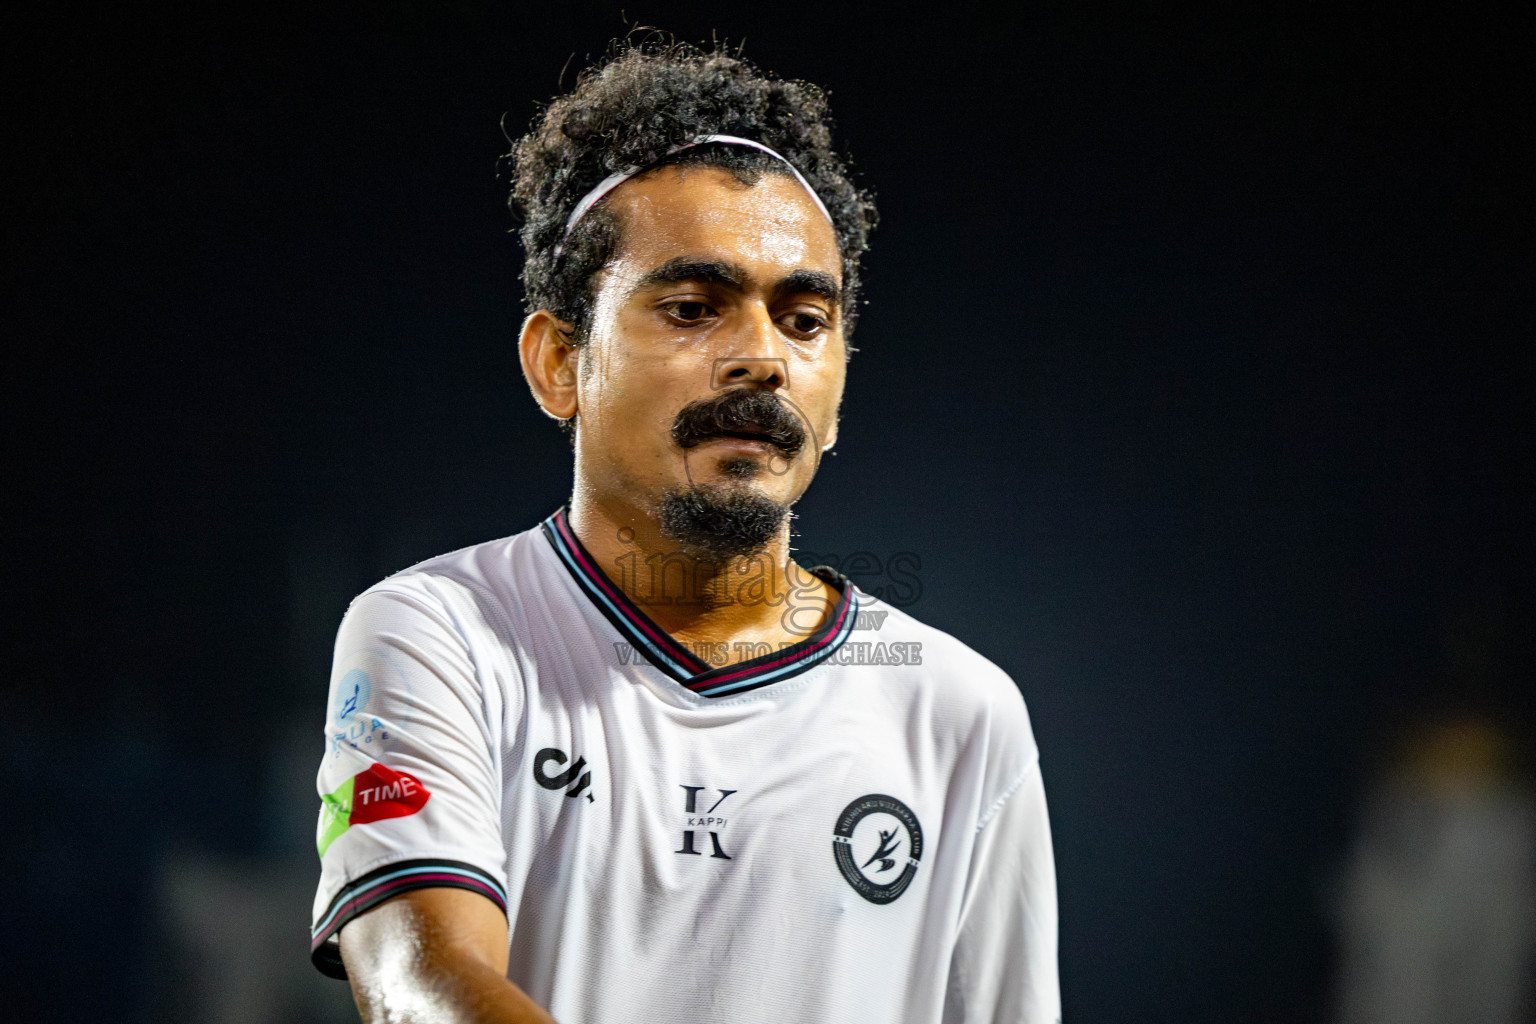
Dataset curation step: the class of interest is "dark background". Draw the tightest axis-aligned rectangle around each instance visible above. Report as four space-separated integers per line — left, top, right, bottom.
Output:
3 1 1531 1021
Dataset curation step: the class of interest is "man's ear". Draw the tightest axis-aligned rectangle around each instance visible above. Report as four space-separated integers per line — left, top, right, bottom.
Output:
821 413 839 453
519 310 580 421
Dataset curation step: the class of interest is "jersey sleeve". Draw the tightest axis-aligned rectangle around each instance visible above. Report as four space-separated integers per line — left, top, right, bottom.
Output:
943 757 1061 1024
308 583 510 979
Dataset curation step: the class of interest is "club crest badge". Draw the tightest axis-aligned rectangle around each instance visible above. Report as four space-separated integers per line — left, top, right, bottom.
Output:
832 793 923 904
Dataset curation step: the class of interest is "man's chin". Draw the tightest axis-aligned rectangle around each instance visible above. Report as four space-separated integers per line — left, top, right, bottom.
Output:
653 484 791 561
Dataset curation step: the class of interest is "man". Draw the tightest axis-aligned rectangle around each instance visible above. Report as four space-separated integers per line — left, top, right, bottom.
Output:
309 41 1060 1024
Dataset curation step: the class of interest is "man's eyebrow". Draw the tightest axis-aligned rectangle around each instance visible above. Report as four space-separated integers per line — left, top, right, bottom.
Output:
776 269 841 308
631 257 749 295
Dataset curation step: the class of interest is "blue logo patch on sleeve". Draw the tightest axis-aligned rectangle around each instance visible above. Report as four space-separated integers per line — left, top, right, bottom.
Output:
335 669 372 723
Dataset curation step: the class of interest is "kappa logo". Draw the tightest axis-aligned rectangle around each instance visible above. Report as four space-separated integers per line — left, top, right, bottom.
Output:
533 747 594 802
676 785 735 859
832 794 924 904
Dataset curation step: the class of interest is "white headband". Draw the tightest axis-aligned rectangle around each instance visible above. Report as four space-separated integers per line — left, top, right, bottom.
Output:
555 134 833 256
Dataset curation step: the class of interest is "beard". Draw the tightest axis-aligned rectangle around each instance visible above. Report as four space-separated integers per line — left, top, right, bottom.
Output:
654 484 790 561
654 387 808 559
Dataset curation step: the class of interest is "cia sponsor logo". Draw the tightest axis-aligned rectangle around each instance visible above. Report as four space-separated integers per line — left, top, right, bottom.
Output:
533 746 594 801
832 793 923 904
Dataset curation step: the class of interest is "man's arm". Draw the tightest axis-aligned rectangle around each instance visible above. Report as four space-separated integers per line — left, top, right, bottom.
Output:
944 758 1061 1024
311 585 536 1013
340 888 555 1024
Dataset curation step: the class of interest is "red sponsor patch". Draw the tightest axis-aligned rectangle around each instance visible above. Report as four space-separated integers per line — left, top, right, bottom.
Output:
348 763 431 825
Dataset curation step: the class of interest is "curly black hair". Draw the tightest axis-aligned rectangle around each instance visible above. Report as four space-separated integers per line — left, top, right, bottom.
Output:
503 40 878 346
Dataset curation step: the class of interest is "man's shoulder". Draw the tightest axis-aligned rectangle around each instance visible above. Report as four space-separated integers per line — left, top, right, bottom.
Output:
848 590 1034 741
348 520 553 621
855 594 1018 694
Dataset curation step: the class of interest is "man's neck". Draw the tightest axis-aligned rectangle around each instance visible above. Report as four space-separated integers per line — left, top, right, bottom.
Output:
565 494 836 662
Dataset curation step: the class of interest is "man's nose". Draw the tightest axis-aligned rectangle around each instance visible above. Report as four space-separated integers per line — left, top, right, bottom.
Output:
711 356 788 391
711 300 791 390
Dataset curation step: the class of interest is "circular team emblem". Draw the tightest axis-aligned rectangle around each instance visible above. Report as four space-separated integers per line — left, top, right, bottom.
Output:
832 794 924 904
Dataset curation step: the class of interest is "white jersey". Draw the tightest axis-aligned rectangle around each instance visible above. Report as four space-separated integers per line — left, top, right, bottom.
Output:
310 509 1060 1024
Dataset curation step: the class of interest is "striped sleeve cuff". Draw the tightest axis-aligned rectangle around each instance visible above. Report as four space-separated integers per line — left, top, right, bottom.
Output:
309 859 508 979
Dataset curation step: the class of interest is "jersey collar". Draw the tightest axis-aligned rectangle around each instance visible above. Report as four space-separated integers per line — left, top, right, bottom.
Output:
541 507 858 698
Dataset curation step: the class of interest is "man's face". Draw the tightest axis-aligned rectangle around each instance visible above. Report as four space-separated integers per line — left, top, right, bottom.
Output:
571 164 846 544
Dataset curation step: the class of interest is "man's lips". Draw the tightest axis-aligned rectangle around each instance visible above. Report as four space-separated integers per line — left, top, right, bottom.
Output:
695 430 788 452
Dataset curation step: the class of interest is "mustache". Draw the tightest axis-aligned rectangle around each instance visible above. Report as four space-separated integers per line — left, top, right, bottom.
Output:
671 388 807 460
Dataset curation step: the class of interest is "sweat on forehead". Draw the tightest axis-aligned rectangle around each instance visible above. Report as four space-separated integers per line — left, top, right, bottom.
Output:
598 165 842 273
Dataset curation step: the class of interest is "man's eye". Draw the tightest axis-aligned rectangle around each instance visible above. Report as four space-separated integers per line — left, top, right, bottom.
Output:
664 301 714 323
780 312 828 337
